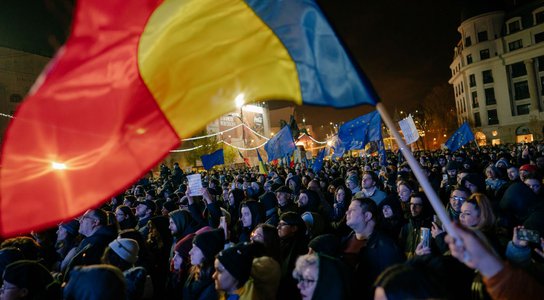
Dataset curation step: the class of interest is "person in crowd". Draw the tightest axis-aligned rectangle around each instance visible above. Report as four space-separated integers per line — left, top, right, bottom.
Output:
399 192 433 259
507 165 520 182
250 223 281 262
183 229 225 300
524 174 543 199
342 197 403 299
485 165 507 196
54 220 80 273
395 180 416 218
64 264 126 300
101 238 149 300
296 189 321 215
356 171 387 205
237 200 266 243
277 212 308 300
259 181 279 224
345 174 361 195
115 205 138 230
146 215 173 299
292 252 350 300
519 164 538 182
213 242 257 300
445 222 544 299
135 200 156 237
1 260 61 300
168 209 200 254
275 186 297 217
378 196 405 240
330 186 351 222
64 209 117 278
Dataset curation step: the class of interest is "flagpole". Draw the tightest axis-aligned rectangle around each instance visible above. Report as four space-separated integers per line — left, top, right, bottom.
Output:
376 103 459 240
473 140 480 151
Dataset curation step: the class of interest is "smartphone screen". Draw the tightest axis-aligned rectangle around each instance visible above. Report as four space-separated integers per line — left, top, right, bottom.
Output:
518 228 540 243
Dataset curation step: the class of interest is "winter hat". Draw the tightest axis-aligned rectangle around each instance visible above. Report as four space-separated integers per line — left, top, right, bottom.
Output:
64 265 126 300
109 238 139 264
445 161 459 171
192 229 225 262
259 192 278 212
0 248 24 277
308 234 340 257
217 242 255 284
275 185 292 194
3 260 57 295
279 212 305 229
462 173 486 192
520 164 538 173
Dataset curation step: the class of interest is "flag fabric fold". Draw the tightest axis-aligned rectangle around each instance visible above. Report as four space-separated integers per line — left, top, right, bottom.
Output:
256 149 268 175
201 149 225 170
238 150 250 167
333 110 383 158
264 126 296 162
0 0 379 236
398 114 419 145
445 122 475 153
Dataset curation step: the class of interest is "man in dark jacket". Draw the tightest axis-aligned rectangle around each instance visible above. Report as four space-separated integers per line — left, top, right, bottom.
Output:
341 197 403 299
64 209 117 279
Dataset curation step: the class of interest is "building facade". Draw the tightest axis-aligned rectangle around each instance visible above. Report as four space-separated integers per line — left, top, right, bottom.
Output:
449 0 544 145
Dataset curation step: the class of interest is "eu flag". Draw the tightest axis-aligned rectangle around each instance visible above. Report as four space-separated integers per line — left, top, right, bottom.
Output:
312 149 326 173
336 111 383 155
201 149 225 170
264 126 296 162
445 122 475 153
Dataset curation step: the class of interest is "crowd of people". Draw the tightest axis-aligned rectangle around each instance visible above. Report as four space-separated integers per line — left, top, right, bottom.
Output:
1 141 544 299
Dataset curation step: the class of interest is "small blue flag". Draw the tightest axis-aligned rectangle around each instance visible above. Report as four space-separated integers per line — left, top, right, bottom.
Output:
334 111 383 158
445 122 475 153
312 149 326 173
264 125 296 162
201 149 224 170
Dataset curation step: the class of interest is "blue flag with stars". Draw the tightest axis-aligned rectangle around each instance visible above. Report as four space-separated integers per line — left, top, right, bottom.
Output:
445 122 475 153
312 149 326 173
336 110 383 155
201 149 224 170
264 125 296 162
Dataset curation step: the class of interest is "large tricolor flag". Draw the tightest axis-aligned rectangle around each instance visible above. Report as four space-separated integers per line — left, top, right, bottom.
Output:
0 0 378 236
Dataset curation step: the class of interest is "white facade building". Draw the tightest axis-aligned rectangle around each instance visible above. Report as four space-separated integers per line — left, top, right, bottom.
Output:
449 1 544 144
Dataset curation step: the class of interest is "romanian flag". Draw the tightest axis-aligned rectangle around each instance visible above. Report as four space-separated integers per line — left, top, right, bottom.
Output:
238 150 250 168
0 0 378 236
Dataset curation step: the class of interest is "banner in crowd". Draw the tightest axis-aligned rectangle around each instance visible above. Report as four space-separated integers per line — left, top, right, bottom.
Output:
0 0 380 236
201 149 225 170
238 150 250 167
398 114 419 145
445 122 475 152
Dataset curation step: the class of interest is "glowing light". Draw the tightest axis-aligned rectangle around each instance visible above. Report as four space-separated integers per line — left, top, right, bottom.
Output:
51 162 67 170
235 93 245 108
136 128 146 135
327 140 333 147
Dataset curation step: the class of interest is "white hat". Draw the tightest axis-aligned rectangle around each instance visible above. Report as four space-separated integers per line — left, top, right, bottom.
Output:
109 238 139 264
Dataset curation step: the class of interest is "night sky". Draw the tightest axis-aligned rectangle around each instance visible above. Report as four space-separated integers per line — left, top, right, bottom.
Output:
1 0 473 128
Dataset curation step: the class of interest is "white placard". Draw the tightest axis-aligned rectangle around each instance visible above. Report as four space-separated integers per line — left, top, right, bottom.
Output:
187 174 203 196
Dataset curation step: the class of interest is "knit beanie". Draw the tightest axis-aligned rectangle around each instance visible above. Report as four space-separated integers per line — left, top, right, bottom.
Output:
3 260 56 294
109 238 139 264
0 247 24 276
192 229 225 262
61 219 80 236
217 243 255 284
308 234 340 257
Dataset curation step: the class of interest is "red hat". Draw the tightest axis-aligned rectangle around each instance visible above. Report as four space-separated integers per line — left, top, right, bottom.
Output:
519 164 537 173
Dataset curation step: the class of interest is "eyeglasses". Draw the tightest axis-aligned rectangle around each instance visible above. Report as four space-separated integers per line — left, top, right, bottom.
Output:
0 285 18 294
450 196 466 202
295 276 317 286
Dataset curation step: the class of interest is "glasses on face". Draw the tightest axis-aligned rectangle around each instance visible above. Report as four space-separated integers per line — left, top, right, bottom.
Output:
450 196 466 202
0 285 18 294
295 276 317 286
